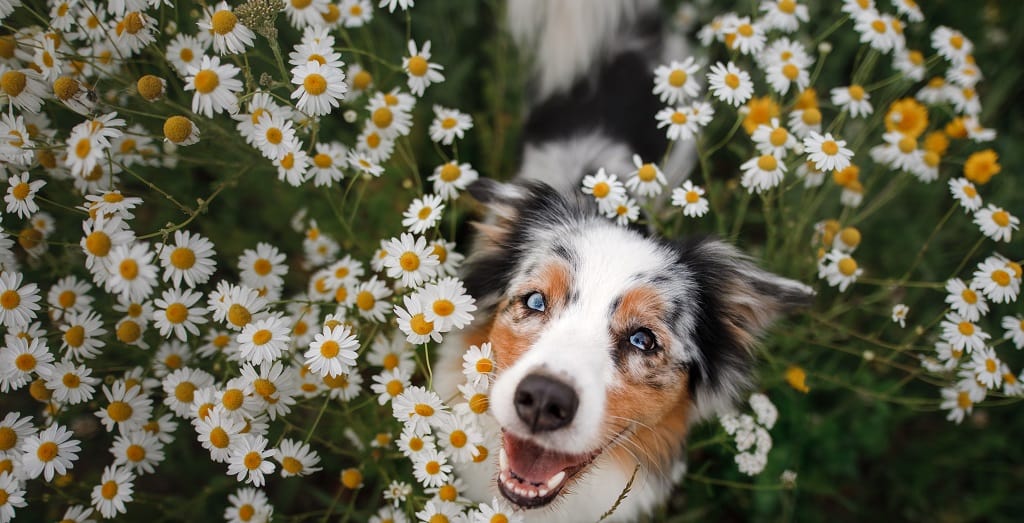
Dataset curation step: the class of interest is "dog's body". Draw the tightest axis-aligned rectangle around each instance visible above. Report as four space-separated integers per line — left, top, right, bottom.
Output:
435 1 812 520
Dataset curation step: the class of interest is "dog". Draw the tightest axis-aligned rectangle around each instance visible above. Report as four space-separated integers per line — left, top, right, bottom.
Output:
434 1 813 520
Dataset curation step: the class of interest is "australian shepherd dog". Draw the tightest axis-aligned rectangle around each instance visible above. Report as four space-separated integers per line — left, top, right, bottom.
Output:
435 0 813 520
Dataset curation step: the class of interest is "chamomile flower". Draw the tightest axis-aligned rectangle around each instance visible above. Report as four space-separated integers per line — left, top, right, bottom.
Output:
161 367 215 419
432 239 464 277
652 58 701 105
624 155 667 197
238 243 287 292
4 172 44 219
581 168 627 215
804 132 854 172
110 429 165 475
383 233 439 288
474 497 523 523
153 288 207 341
309 141 348 187
0 67 46 113
971 256 1020 304
104 242 158 302
0 471 26 522
44 359 99 405
707 61 753 107
322 369 362 401
347 150 385 177
1001 365 1023 397
0 271 40 329
274 144 310 187
821 250 862 291
342 0 373 27
212 283 269 331
760 0 809 32
291 61 347 116
969 347 1002 389
723 16 765 55
945 278 989 322
227 434 276 486
353 277 393 322
274 438 323 479
200 2 256 55
393 385 449 435
0 413 34 458
893 48 927 82
305 324 359 378
609 197 640 225
765 58 810 96
60 310 107 361
368 332 416 373
932 26 973 64
403 194 445 234
1002 315 1024 349
21 423 80 481
185 55 242 118
740 153 787 193
429 105 473 145
428 161 479 201
0 336 54 392
166 33 205 78
158 230 217 289
974 205 1018 243
855 11 901 54
91 464 135 518
948 177 982 212
831 85 873 118
940 312 990 353
870 131 924 176
237 316 291 365
284 0 329 28
655 105 699 142
404 40 445 96
395 293 442 344
371 367 411 406
940 386 973 424
96 380 153 433
436 414 483 464
671 181 710 217
154 341 192 377
412 448 452 488
225 487 273 523
419 277 476 332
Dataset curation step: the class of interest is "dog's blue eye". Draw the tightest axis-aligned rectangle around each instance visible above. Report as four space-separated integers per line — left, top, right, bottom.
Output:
525 292 546 312
628 329 655 351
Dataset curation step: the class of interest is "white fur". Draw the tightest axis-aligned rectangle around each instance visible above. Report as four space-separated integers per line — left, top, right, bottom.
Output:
508 0 658 100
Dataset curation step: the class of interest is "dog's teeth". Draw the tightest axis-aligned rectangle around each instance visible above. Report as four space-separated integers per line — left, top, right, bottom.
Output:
506 478 517 491
499 470 508 483
547 471 566 489
527 489 538 498
499 448 508 472
538 487 550 498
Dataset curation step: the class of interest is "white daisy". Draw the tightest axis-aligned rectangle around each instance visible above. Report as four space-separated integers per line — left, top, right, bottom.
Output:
931 26 973 64
0 67 46 113
411 449 452 488
820 250 862 292
740 153 787 194
237 315 291 365
968 347 1002 389
671 181 710 217
104 242 158 302
382 233 440 288
309 141 348 187
20 423 81 481
655 105 699 142
353 277 394 322
395 294 442 344
939 312 989 353
110 429 165 475
625 154 667 198
971 256 1020 304
224 487 273 523
166 33 206 78
371 367 411 406
1002 315 1024 349
91 464 135 518
0 471 26 522
831 85 873 118
403 40 445 96
153 288 207 341
948 177 982 213
194 406 245 462
707 61 753 107
652 57 701 105
428 161 479 201
275 143 310 187
227 434 276 487
96 380 153 433
803 131 854 172
944 278 989 322
158 230 217 289
185 55 242 118
723 16 765 55
291 61 347 116
581 168 627 215
0 336 54 392
283 0 330 29
0 271 40 329
0 413 34 458
854 11 902 54
419 277 476 332
765 58 810 96
403 194 445 234
429 105 472 145
940 386 973 424
392 385 450 435
44 359 99 405
973 205 1018 243
273 438 322 478
760 0 808 32
397 424 436 458
199 2 256 55
305 324 359 378
341 0 374 28
347 150 384 177
4 172 44 219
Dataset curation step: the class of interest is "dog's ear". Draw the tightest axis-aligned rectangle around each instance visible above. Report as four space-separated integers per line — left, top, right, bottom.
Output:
676 238 814 419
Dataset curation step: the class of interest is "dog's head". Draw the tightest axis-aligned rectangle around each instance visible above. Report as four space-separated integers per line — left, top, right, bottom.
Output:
461 179 812 509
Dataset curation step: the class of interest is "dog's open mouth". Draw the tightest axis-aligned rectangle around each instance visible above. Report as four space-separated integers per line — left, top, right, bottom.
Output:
497 431 601 508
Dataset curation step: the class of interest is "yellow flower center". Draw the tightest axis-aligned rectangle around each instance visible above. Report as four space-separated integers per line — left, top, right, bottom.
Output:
0 290 20 310
313 153 332 168
441 117 457 129
778 0 796 14
425 460 441 475
119 259 139 280
399 252 420 271
821 140 839 156
194 70 219 94
837 257 858 276
897 136 916 154
372 107 393 129
737 24 754 37
439 484 457 502
353 70 372 90
382 353 399 370
848 84 865 101
221 388 244 410
165 303 188 324
124 443 146 462
769 127 789 147
417 206 434 220
470 393 489 414
592 181 610 198
670 111 687 125
253 378 276 397
407 55 429 77
107 401 133 422
802 108 822 125
365 132 381 149
668 69 687 87
209 427 230 448
282 456 303 474
101 480 119 500
64 325 85 348
303 73 327 95
961 289 978 304
958 321 974 336
724 73 740 89
473 445 489 462
386 379 404 397
341 468 363 488
356 291 375 311
75 138 91 159
956 391 971 409
137 74 163 100
53 76 79 100
174 381 196 403
166 247 197 270
0 428 13 451
0 70 26 97
782 63 799 80
432 299 455 317
320 340 340 358
322 373 349 388
871 20 886 34
291 0 312 8
228 304 252 327
985 358 997 373
163 116 193 143
62 372 81 388
410 313 434 335
757 154 778 171
238 505 255 521
950 35 964 50
179 47 194 63
992 269 1011 287
211 10 238 35
15 353 35 371
636 164 657 182
243 451 262 470
475 357 494 373
164 354 182 369
991 211 1010 227
408 437 424 451
37 441 59 461
440 163 461 182
252 329 273 346
685 190 700 204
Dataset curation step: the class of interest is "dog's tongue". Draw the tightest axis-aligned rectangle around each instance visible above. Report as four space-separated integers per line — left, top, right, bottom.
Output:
503 432 584 485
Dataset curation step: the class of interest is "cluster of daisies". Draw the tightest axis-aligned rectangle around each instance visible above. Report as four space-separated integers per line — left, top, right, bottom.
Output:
718 393 779 476
0 0 521 521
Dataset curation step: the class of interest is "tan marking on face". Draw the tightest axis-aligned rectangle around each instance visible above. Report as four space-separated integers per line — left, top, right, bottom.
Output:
607 382 691 472
609 285 672 348
487 260 572 372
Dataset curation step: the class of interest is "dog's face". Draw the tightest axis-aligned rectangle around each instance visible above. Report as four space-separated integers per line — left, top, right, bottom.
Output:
462 180 812 509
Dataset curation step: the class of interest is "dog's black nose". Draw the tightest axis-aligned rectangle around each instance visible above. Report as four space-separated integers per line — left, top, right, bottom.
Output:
514 373 578 432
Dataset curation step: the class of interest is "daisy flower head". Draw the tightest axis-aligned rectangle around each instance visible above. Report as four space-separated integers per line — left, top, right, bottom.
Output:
1002 315 1024 349
671 180 710 217
161 366 216 418
0 412 34 459
765 56 811 96
212 283 269 331
371 367 411 406
366 96 413 139
820 249 862 292
893 48 927 82
831 85 873 118
751 118 798 158
741 153 787 194
1 335 54 392
804 132 854 172
429 105 473 145
368 331 415 373
321 368 362 401
652 57 701 105
656 105 699 142
870 131 924 176
274 438 322 478
940 312 989 353
419 277 476 332
625 154 667 197
237 315 292 365
96 380 153 434
608 197 640 226
304 323 359 378
194 405 245 462
940 385 973 424
429 161 479 201
309 141 348 187
948 177 982 213
945 278 989 322
0 471 26 522
227 434 276 486
154 341 193 377
90 464 135 519
200 2 256 55
393 385 449 435
342 0 374 28
355 126 396 164
461 342 496 387
854 11 902 54
159 230 217 288
347 149 384 177
0 271 40 329
239 242 288 291
110 429 165 475
404 40 445 96
5 172 44 219
153 288 208 341
1001 364 1023 397
185 55 242 118
412 448 452 488
403 194 445 234
166 33 206 78
723 16 765 55
21 423 81 481
0 67 46 113
932 26 973 64
291 61 347 116
284 0 331 29
353 276 394 322
974 204 1018 243
581 168 627 215
707 61 753 107
432 239 464 278
971 256 1021 304
44 358 99 405
474 497 523 523
104 242 159 302
225 487 273 523
969 347 1002 389
382 233 440 288
760 0 809 32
